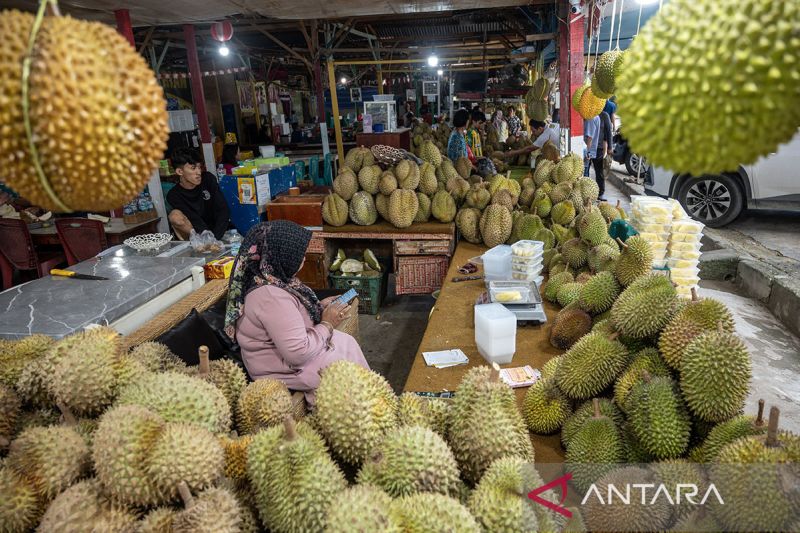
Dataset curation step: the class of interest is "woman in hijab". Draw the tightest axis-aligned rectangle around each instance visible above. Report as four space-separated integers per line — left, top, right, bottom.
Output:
492 110 509 143
224 220 369 405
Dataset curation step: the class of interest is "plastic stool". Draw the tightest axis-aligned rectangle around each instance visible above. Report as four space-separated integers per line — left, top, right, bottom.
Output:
323 153 334 186
309 155 321 185
294 160 306 181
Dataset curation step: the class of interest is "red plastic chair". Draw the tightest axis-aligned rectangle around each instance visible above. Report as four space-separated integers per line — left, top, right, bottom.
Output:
55 218 108 265
0 218 65 290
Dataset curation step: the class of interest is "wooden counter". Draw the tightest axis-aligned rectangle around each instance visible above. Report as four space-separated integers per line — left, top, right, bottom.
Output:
356 129 411 151
402 240 566 463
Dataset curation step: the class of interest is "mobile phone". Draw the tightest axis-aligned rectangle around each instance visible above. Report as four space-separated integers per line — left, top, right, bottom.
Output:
335 288 358 306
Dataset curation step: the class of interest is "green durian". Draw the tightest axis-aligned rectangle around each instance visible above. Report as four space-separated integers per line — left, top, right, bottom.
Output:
555 332 629 400
626 374 691 459
565 399 625 492
522 378 572 435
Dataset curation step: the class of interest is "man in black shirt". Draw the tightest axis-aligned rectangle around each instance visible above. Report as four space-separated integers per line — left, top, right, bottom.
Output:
592 110 614 201
166 148 230 240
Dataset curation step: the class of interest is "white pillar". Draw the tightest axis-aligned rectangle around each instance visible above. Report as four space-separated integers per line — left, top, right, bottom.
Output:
202 142 217 179
147 169 170 234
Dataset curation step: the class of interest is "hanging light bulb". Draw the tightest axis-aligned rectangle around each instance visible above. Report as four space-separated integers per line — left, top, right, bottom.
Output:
340 77 347 84
428 54 439 67
219 44 230 56
437 69 443 76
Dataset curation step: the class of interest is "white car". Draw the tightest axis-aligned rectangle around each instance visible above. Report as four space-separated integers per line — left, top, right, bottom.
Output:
643 131 800 227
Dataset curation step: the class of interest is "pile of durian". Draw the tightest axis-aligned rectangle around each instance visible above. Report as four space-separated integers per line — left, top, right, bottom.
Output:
0 329 581 532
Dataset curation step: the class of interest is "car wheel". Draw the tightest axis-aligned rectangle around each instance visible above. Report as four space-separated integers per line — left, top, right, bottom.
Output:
625 152 650 177
676 175 744 228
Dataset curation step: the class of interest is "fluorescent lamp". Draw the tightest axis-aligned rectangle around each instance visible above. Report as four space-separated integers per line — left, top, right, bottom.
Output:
219 44 229 56
428 54 439 67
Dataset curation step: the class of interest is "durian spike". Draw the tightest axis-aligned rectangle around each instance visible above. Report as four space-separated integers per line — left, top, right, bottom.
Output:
766 407 780 448
178 481 195 509
592 398 601 418
755 399 766 427
490 363 502 383
198 346 210 376
57 400 77 426
283 415 298 441
690 287 699 301
716 322 726 334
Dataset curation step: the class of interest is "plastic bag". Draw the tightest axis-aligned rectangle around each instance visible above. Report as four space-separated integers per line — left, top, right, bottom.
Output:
189 229 224 254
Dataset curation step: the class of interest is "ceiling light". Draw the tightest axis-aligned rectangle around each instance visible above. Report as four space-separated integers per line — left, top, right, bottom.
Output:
219 44 229 56
437 69 443 76
340 77 347 84
428 54 439 67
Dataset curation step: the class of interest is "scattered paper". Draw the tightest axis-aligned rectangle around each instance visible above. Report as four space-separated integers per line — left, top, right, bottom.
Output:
499 365 541 388
423 349 469 369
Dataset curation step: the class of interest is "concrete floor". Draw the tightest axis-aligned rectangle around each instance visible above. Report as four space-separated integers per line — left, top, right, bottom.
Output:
724 211 800 262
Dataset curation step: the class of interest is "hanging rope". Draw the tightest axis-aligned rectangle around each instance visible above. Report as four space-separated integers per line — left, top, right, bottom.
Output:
616 0 625 49
585 1 596 76
636 1 643 36
22 0 70 212
607 0 617 52
593 2 604 75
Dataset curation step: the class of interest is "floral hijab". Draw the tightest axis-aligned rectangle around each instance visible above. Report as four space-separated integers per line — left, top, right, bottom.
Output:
224 220 322 339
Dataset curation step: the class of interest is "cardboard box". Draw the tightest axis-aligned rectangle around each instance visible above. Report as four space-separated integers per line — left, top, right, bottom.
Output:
204 256 236 279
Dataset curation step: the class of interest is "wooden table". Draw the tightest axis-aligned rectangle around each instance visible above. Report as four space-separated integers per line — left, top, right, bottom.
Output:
30 217 161 247
402 240 566 463
356 129 412 151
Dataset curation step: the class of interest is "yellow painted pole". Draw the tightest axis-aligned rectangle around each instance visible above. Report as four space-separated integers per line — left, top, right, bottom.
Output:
327 59 345 164
377 67 384 95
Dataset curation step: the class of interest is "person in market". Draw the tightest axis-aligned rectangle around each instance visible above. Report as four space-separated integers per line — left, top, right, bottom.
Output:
592 109 614 201
447 108 475 163
167 147 231 241
220 143 241 175
466 108 485 158
500 118 561 165
491 109 509 143
290 123 305 144
506 105 522 137
583 114 600 177
224 220 369 406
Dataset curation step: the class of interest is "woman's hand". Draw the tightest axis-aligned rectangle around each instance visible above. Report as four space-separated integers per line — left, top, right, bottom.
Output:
322 300 352 328
320 295 339 308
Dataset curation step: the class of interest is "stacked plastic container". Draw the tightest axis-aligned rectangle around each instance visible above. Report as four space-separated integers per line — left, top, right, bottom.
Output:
511 240 544 286
668 200 704 298
630 196 673 268
482 244 512 281
474 303 517 364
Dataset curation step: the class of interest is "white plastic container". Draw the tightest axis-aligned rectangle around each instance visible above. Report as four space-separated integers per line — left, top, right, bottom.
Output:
482 245 512 281
512 255 544 268
668 258 698 269
672 220 705 234
669 266 701 278
634 222 672 234
512 240 544 257
670 232 703 243
638 232 671 243
474 303 517 365
669 241 703 253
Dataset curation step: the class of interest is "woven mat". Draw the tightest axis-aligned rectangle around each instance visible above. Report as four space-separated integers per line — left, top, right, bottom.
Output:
402 240 566 463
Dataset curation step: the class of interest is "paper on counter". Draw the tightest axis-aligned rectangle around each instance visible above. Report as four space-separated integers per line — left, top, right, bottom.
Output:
423 349 469 369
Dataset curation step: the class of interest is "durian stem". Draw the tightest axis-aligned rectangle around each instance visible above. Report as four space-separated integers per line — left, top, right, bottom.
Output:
640 370 652 383
57 400 78 426
616 200 622 209
755 399 765 427
178 481 195 509
592 398 601 418
766 407 780 447
616 237 628 249
198 346 210 376
283 415 298 441
608 332 620 341
490 363 502 383
690 287 698 302
46 1 60 16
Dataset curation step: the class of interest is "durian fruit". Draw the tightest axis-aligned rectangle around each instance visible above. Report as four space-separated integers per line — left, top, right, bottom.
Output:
357 425 460 498
236 378 294 435
6 424 91 501
587 243 619 273
418 162 438 195
379 170 398 196
396 393 450 437
487 175 521 201
533 159 555 186
465 183 491 210
389 492 481 533
626 373 691 459
614 235 653 286
551 200 576 225
333 168 359 200
692 400 766 462
616 0 800 175
555 331 629 400
577 177 600 204
534 227 555 250
314 360 398 465
540 356 562 381
583 467 672 533
436 159 459 184
531 196 553 220
38 479 138 533
144 422 224 503
349 191 378 225
561 398 624 448
219 433 253 487
552 223 577 246
358 164 382 194
446 366 533 483
248 417 347 533
710 408 800 533
598 201 623 223
92 405 165 506
454 157 472 180
455 208 482 244
543 271 574 303
577 209 608 247
431 190 456 223
129 341 186 373
388 189 419 229
575 85 606 120
479 204 513 248
565 399 625 492
375 193 390 221
556 281 582 308
396 160 420 190
468 457 562 533
325 485 400 533
0 383 21 451
420 140 443 166
116 371 231 434
322 193 349 226
491 188 516 214
650 459 708 524
658 289 735 369
620 421 655 463
522 378 572 434
0 334 53 388
610 273 680 339
549 182 574 204
673 509 723 533
344 147 368 172
0 10 169 212
680 327 752 423
414 192 431 222
593 49 624 96
613 347 671 411
172 483 242 533
0 465 40 532
550 305 592 350
577 271 620 314
519 186 536 208
138 507 177 532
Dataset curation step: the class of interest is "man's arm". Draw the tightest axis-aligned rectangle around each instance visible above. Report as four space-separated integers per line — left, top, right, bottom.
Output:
167 189 210 234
